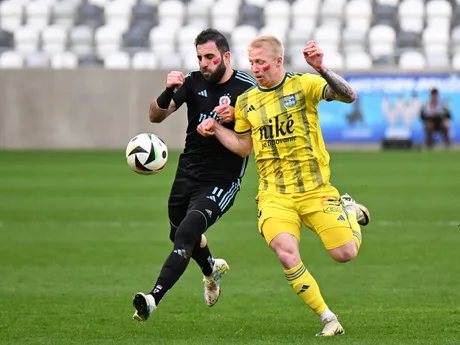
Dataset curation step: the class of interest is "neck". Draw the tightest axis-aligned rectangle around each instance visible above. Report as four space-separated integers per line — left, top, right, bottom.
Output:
218 68 234 84
264 70 286 89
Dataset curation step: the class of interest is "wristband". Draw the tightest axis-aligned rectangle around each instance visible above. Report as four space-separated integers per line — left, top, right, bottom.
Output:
156 87 175 110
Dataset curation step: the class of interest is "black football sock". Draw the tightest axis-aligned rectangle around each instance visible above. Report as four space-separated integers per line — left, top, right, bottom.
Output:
192 244 214 277
149 210 208 304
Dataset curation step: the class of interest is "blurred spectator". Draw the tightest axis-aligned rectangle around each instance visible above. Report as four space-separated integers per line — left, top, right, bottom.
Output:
420 88 451 149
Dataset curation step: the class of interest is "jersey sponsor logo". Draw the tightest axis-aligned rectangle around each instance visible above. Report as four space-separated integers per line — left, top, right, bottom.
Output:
198 90 208 97
259 114 296 148
321 197 342 213
198 111 223 124
219 95 231 105
283 94 297 108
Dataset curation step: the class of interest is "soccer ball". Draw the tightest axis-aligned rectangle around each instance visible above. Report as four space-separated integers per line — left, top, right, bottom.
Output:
126 133 168 175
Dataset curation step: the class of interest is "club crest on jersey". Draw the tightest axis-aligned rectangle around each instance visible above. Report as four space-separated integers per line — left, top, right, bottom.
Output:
283 94 297 108
219 95 231 105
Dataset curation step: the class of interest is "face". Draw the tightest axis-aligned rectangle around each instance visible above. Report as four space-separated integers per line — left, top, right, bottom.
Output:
248 45 282 88
196 41 229 84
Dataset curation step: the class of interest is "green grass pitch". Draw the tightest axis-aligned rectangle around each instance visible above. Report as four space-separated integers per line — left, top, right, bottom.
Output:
1 150 459 344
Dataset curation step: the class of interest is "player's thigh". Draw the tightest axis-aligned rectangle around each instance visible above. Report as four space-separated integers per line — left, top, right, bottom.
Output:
168 171 192 230
257 193 301 245
301 209 354 251
189 179 241 228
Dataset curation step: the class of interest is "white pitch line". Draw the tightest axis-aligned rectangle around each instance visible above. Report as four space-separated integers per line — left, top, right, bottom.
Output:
375 220 459 227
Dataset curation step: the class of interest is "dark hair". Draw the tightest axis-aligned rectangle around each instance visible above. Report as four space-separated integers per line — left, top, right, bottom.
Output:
430 88 439 95
194 28 230 54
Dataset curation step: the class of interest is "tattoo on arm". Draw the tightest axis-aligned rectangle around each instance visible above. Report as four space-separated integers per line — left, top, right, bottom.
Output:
318 68 356 103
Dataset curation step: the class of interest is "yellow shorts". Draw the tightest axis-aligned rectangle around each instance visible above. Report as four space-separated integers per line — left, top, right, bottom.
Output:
256 183 355 250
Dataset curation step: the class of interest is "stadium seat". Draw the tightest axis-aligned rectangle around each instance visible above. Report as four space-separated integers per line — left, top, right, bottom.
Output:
131 51 158 69
264 0 290 30
95 24 124 58
105 0 132 31
452 26 460 53
149 25 177 57
314 25 341 54
258 25 288 43
187 0 210 28
342 27 368 54
50 51 78 69
345 0 372 30
291 0 319 35
238 3 264 29
42 25 68 54
122 26 150 54
177 24 204 56
398 0 424 34
131 1 157 31
423 26 449 56
231 25 258 61
0 29 14 50
345 51 372 70
75 2 104 29
368 24 396 59
78 54 103 67
320 0 346 28
104 51 130 69
452 52 460 70
376 0 399 5
25 1 51 30
70 25 93 56
322 51 344 70
88 0 111 7
245 0 268 7
396 31 422 52
52 1 77 29
211 0 239 35
399 51 426 70
158 53 182 69
426 0 452 32
0 1 23 32
25 52 50 68
373 4 397 27
0 50 24 68
158 0 185 29
15 26 40 53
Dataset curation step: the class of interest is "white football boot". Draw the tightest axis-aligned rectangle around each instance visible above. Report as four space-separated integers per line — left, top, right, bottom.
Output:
132 292 156 322
340 193 370 226
203 258 230 307
316 315 345 336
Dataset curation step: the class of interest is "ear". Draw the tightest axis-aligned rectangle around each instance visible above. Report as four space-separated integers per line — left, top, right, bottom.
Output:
224 51 231 63
277 56 283 67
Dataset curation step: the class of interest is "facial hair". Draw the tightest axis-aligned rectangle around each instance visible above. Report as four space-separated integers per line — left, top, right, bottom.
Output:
202 58 226 84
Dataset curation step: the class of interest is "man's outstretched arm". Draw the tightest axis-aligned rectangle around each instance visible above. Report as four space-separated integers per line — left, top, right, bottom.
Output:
197 118 253 158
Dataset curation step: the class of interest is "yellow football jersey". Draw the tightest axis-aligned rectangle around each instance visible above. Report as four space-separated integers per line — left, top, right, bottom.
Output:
234 72 331 194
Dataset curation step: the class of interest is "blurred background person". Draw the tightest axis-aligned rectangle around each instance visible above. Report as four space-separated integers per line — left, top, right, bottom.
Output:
420 88 451 149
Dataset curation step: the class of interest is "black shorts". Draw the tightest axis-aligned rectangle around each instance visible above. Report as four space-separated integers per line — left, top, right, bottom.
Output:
168 168 241 229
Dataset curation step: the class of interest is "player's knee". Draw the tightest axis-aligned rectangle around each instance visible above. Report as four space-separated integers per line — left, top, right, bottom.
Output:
329 242 358 263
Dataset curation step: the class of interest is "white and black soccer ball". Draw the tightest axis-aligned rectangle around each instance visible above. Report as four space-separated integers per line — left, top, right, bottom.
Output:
126 133 168 175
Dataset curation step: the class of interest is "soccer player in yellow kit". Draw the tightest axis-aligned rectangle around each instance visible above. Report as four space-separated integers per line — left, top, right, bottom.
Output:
197 35 371 336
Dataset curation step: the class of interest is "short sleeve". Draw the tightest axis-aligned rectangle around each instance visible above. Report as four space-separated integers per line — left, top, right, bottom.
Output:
300 74 328 104
234 99 251 135
172 74 191 108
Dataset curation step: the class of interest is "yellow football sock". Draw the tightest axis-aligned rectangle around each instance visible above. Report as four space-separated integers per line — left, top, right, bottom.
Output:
284 262 328 315
347 211 362 250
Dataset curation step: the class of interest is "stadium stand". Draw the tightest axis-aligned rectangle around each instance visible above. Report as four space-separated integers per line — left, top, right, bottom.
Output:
0 0 459 70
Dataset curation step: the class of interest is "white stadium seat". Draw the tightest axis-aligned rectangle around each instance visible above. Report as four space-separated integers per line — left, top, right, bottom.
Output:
104 51 131 69
399 51 426 70
345 51 372 70
51 51 78 69
131 51 158 69
0 1 23 32
0 50 24 68
149 25 177 57
15 26 40 53
42 25 68 54
158 0 185 29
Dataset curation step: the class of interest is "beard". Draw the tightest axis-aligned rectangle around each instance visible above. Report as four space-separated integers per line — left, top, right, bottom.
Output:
202 59 226 84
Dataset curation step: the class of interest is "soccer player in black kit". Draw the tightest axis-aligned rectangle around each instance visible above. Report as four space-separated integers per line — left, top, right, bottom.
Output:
132 29 256 322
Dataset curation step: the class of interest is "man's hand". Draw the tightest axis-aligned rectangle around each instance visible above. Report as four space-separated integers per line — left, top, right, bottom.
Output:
303 40 324 72
197 118 218 137
166 71 185 89
213 104 235 123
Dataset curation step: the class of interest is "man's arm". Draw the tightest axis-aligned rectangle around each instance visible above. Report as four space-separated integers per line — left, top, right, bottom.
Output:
318 68 356 103
197 118 253 158
303 40 356 103
149 98 177 123
149 71 185 123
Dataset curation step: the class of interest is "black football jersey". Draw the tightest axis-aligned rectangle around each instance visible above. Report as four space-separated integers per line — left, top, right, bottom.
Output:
172 69 256 182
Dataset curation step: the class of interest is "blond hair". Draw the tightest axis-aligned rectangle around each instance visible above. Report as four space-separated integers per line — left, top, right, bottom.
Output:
248 35 284 58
